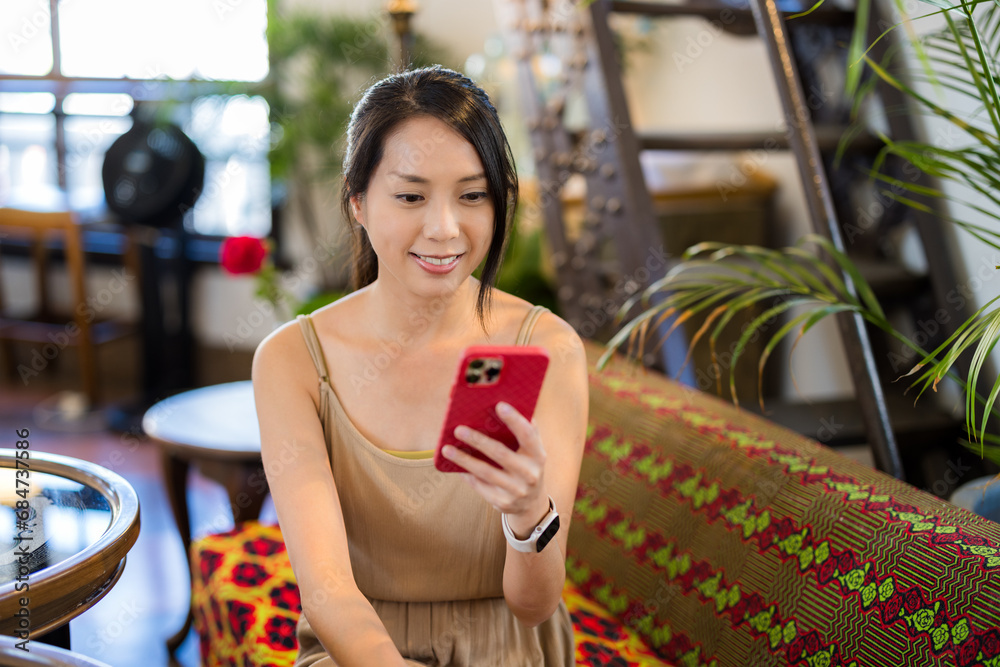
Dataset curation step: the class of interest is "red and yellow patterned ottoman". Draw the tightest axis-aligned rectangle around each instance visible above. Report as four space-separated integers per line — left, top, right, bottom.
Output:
192 340 1000 666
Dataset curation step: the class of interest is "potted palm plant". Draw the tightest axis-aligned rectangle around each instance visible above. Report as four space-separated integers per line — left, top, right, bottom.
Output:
601 0 1000 480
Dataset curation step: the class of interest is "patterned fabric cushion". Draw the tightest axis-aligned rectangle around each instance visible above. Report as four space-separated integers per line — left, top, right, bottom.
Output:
191 523 299 666
576 339 1000 667
191 522 676 667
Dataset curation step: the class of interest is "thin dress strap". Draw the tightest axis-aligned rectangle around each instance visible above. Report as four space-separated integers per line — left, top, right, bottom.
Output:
296 314 331 384
515 305 550 346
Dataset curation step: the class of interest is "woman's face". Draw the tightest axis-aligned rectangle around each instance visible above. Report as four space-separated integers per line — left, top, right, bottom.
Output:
351 115 495 301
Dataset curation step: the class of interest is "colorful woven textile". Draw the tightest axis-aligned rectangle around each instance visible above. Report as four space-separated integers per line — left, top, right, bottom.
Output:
191 522 676 666
576 340 1000 666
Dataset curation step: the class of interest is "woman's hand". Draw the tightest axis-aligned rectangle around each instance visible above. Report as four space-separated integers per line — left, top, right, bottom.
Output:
441 401 552 538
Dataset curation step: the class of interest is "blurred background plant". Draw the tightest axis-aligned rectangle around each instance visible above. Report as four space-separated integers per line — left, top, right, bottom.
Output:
255 0 452 295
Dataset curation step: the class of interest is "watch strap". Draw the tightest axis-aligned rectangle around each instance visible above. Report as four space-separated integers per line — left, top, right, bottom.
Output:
502 495 560 553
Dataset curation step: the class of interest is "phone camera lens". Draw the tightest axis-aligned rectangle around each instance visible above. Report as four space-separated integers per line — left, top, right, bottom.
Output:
469 359 485 369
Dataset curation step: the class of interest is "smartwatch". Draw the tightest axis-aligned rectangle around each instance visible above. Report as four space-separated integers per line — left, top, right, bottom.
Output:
502 495 560 553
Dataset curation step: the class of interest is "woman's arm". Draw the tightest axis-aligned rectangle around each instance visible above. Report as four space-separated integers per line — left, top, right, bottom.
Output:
443 315 589 627
253 322 408 666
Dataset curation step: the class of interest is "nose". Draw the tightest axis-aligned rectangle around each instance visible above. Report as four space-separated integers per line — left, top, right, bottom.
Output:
423 198 461 242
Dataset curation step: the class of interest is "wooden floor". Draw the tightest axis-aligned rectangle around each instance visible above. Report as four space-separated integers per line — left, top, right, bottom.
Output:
0 378 276 667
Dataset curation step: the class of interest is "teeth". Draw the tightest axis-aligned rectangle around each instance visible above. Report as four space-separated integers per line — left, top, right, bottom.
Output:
416 254 459 266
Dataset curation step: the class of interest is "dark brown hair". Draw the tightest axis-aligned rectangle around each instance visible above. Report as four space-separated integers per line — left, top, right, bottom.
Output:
341 65 518 329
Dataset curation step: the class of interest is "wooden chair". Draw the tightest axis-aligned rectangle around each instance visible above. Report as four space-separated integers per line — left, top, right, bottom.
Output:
0 207 136 406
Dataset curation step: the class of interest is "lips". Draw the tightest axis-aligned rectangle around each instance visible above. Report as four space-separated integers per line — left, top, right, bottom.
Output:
412 253 461 265
410 252 463 274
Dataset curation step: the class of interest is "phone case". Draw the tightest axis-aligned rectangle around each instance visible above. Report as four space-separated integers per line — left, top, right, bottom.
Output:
434 345 550 474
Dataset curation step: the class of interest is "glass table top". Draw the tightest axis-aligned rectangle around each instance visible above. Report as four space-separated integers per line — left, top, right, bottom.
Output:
0 469 112 586
0 449 140 636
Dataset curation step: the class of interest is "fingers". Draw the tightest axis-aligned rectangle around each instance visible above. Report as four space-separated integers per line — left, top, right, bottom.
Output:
495 402 544 459
441 402 546 511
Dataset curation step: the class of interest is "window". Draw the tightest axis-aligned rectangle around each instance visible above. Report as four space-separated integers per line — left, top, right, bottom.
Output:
0 0 270 238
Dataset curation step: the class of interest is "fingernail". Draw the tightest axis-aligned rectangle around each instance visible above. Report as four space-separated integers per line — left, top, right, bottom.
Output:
496 402 512 415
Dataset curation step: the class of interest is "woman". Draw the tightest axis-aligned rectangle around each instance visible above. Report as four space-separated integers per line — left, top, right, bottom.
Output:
253 66 589 666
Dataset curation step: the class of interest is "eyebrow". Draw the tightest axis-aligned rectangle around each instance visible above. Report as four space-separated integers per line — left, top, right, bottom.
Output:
389 171 487 184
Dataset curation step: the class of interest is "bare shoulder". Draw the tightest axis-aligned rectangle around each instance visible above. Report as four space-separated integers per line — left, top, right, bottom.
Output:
253 318 308 375
531 308 588 372
251 316 325 410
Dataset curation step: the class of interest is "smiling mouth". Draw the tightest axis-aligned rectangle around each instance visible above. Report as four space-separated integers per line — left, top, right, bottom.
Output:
412 253 462 265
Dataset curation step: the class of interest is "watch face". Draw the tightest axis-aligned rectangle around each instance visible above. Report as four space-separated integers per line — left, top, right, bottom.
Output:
535 515 560 552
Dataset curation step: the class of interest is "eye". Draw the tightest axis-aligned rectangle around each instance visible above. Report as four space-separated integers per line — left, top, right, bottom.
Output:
396 194 423 204
462 191 489 203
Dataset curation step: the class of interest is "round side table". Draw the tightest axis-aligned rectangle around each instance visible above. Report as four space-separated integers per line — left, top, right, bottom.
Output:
0 449 140 645
141 381 265 656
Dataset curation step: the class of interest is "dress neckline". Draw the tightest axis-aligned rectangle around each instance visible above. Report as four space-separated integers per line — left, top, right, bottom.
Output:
322 381 438 467
299 304 550 467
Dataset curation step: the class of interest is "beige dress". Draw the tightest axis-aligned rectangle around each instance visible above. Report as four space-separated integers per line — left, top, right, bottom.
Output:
293 305 574 667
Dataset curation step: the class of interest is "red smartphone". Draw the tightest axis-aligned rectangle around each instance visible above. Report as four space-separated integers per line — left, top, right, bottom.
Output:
434 345 550 474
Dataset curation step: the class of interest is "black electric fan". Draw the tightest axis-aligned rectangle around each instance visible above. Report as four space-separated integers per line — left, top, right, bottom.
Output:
101 116 205 428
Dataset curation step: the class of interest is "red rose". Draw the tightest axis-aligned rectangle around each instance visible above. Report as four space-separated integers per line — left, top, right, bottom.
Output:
957 638 981 667
777 520 793 540
882 593 903 622
220 236 268 274
732 597 749 622
804 632 820 654
760 527 775 550
837 552 854 574
817 557 837 584
788 637 805 662
903 588 923 615
963 535 988 547
982 630 1000 658
933 533 961 544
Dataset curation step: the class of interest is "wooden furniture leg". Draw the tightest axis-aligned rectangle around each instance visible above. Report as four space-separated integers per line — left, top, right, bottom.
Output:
160 450 194 655
63 221 97 405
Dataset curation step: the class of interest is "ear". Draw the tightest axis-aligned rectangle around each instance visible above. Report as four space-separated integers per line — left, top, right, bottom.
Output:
350 194 365 229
